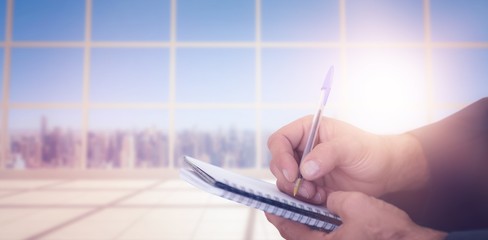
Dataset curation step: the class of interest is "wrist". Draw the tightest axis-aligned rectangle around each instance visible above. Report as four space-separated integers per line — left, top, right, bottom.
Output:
384 133 430 193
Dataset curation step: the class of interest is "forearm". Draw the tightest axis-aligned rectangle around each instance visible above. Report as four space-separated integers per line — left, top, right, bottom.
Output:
386 98 488 232
386 98 488 194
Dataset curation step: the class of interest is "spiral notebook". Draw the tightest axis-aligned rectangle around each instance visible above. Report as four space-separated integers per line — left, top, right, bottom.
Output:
180 156 342 232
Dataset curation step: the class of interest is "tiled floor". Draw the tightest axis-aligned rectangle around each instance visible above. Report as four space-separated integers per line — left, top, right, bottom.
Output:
0 179 282 240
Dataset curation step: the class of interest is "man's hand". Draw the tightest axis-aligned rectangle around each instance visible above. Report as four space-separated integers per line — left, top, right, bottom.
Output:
266 191 447 240
267 116 430 203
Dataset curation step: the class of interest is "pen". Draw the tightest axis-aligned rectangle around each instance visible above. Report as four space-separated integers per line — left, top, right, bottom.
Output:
293 66 334 197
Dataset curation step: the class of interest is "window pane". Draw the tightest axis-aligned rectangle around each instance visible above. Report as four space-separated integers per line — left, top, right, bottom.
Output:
92 0 170 41
346 0 424 42
7 110 81 169
177 0 255 41
345 48 428 133
431 0 488 41
10 48 83 102
432 49 488 105
262 0 339 41
13 0 85 41
90 48 169 102
261 48 340 103
176 48 255 103
0 0 6 41
174 109 255 168
88 109 169 169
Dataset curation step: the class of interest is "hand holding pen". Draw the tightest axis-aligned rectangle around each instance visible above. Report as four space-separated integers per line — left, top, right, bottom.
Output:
293 66 334 197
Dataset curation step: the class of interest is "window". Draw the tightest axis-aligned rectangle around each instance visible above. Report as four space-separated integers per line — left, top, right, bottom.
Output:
90 48 169 103
176 48 255 103
432 49 488 104
346 0 424 42
431 0 488 41
13 0 85 41
262 0 339 41
177 0 254 41
261 48 340 103
10 48 83 102
88 109 169 169
92 0 170 41
1 0 487 170
8 109 81 169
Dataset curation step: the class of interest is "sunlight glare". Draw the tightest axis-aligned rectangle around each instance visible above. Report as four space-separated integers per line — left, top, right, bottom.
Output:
344 49 429 134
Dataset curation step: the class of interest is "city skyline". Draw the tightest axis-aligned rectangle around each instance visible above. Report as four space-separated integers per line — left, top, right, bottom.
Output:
6 114 261 169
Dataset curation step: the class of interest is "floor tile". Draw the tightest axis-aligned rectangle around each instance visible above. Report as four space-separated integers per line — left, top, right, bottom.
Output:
0 179 284 240
0 190 131 205
0 208 39 225
156 179 197 190
0 191 87 205
193 208 250 240
157 190 211 205
0 180 62 190
117 208 205 240
117 191 167 205
41 208 148 240
0 208 90 240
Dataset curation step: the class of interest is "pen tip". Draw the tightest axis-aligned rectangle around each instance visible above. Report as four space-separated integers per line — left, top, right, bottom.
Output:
293 178 302 197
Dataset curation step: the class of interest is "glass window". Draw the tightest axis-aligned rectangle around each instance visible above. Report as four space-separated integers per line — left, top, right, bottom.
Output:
10 48 83 102
0 0 6 41
177 0 255 41
431 49 488 105
88 109 169 169
261 48 340 103
346 0 424 42
431 0 488 41
90 48 169 103
345 48 428 133
92 0 170 41
176 48 255 103
262 0 339 41
7 109 81 169
174 109 256 168
13 0 85 41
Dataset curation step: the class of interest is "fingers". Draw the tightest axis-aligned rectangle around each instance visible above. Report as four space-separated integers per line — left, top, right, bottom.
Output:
300 136 363 181
276 177 328 204
326 191 371 221
268 116 312 183
269 145 299 183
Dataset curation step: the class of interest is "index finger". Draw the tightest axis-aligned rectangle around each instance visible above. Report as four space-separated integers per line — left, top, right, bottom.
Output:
267 116 312 182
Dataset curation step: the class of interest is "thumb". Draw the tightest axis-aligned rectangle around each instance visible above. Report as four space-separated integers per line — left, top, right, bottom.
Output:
326 191 370 221
300 136 363 180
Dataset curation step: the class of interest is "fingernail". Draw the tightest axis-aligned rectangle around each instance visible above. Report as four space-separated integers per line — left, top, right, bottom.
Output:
298 186 311 199
302 161 319 177
282 169 292 182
